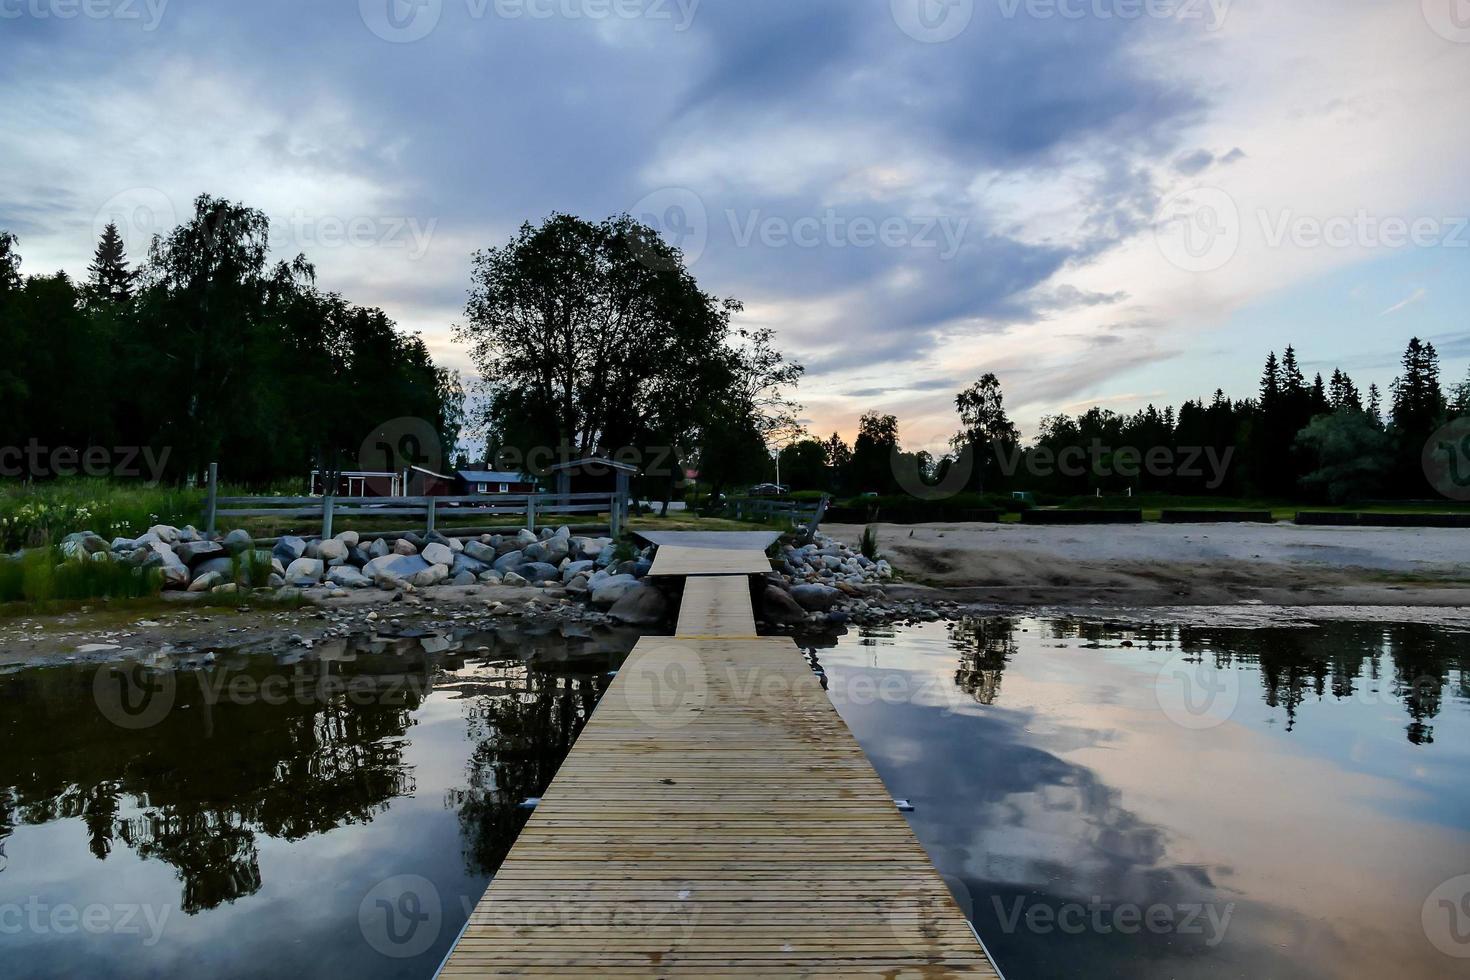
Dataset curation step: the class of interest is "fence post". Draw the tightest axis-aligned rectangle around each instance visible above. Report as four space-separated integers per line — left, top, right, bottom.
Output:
609 492 622 539
425 497 437 535
204 462 219 536
322 495 335 540
526 495 537 534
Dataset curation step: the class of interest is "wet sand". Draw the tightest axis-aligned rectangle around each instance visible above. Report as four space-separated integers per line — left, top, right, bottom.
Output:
828 521 1470 610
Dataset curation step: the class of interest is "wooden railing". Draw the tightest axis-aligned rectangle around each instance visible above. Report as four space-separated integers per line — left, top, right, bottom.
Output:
203 466 628 539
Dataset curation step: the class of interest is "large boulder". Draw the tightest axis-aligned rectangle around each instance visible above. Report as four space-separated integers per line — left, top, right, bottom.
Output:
154 547 190 590
590 573 640 608
493 550 527 575
188 571 224 593
452 554 490 578
790 584 841 612
515 528 538 548
422 543 454 567
392 538 419 556
273 536 307 563
561 560 595 583
284 558 325 586
147 524 181 544
60 532 110 560
364 554 431 581
410 563 449 588
502 571 529 587
368 537 391 559
334 530 361 548
463 540 497 564
222 529 254 555
313 539 350 566
760 585 807 627
607 584 668 626
328 566 372 589
175 540 224 566
519 562 561 585
526 536 570 565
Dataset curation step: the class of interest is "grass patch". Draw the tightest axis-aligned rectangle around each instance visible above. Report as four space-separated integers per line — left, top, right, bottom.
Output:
0 547 163 606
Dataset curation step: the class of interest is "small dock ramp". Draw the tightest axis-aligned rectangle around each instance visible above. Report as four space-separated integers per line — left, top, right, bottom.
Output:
442 533 998 977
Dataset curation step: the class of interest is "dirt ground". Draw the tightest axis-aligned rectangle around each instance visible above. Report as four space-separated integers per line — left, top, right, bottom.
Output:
827 521 1470 609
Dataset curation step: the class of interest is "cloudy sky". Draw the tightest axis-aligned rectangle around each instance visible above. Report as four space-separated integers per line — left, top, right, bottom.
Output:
3 0 1468 450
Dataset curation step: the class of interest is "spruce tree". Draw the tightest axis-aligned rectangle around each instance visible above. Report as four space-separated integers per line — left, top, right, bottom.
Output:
87 222 135 303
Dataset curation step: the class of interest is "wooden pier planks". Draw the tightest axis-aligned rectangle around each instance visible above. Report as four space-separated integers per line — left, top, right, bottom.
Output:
675 576 758 638
442 635 998 976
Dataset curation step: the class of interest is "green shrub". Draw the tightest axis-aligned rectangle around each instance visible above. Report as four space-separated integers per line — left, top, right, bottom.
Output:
0 547 163 604
860 526 880 560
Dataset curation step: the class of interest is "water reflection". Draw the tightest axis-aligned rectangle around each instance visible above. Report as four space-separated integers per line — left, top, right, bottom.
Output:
818 617 1470 980
0 624 638 978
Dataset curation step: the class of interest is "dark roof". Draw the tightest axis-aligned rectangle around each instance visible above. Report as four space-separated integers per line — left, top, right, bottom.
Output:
547 457 640 474
458 470 535 483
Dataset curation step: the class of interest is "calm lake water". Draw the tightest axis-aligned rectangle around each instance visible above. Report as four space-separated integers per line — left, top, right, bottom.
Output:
1 616 1467 978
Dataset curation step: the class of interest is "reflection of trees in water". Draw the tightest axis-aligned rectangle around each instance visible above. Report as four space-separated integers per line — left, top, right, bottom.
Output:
0 626 635 915
952 618 1017 706
954 618 1466 745
452 665 609 877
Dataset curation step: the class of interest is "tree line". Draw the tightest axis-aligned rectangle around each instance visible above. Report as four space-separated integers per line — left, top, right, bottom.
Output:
779 341 1469 503
0 195 462 486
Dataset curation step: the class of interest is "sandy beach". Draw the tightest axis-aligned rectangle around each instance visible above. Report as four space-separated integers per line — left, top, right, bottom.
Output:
828 521 1470 609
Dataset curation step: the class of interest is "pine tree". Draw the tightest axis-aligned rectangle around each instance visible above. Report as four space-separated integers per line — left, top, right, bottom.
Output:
1391 337 1445 434
1281 346 1306 396
87 222 135 303
1310 373 1329 416
1260 352 1282 408
1367 384 1384 427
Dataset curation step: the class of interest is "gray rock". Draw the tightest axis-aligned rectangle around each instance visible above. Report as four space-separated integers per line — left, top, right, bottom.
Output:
565 574 590 594
561 560 596 583
175 540 225 565
452 554 490 578
147 524 181 544
515 528 538 547
607 584 668 626
267 573 286 589
519 562 561 584
591 574 640 608
791 584 841 612
364 554 431 580
60 532 110 559
477 571 503 585
451 571 477 586
328 566 372 589
334 530 361 548
463 540 497 563
493 550 527 575
392 538 419 556
760 585 806 626
176 526 201 543
284 558 325 586
274 536 307 563
368 537 390 559
188 571 224 593
422 543 454 566
315 539 349 565
222 529 254 555
410 563 449 588
502 571 529 587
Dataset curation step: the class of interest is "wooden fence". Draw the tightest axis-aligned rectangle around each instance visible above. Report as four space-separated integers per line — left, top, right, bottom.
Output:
203 465 629 539
721 495 829 533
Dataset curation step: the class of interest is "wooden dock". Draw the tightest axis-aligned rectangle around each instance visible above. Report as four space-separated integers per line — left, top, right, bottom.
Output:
441 536 998 977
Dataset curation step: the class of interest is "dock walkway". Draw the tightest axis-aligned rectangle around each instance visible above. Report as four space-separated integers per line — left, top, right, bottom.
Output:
441 533 998 977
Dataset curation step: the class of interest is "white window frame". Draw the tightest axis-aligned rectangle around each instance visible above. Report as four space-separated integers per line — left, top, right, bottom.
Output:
477 482 488 493
498 483 510 494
